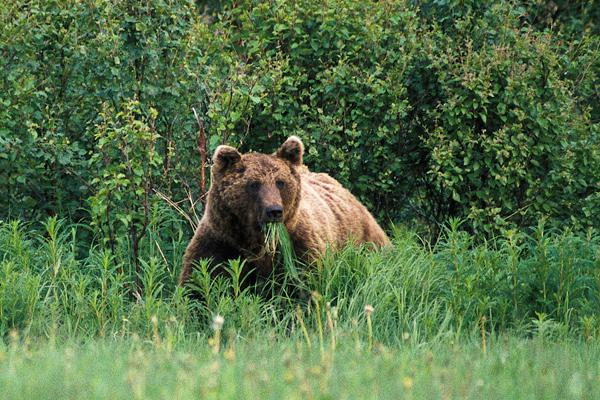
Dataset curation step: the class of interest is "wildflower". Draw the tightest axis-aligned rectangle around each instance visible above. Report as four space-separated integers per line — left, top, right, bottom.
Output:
212 315 224 331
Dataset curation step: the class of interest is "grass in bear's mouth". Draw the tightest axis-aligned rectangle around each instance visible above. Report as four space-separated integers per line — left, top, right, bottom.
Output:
263 222 300 282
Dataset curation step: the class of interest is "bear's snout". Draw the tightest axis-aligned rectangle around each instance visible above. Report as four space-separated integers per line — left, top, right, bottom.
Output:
264 205 283 222
258 184 284 223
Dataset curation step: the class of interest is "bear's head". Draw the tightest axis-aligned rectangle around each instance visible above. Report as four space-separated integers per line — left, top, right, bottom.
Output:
209 136 304 232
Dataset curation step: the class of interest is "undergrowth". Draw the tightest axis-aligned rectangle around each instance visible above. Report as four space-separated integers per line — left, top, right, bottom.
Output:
0 210 599 346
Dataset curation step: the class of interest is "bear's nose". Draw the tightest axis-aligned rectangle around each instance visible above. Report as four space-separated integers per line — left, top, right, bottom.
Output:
265 205 283 222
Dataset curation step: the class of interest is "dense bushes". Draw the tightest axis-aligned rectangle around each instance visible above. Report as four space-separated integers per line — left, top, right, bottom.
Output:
0 0 206 220
1 0 598 237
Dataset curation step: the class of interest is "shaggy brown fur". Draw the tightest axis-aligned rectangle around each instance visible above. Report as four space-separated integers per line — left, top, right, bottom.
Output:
179 136 389 285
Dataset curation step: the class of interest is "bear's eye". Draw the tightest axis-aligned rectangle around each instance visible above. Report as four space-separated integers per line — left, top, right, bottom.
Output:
248 181 261 191
276 180 285 189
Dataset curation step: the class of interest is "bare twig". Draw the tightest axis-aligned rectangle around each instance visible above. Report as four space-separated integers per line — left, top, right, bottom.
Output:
181 177 202 226
153 189 199 231
192 107 209 204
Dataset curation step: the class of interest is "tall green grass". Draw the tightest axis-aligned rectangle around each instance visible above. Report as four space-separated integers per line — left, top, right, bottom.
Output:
1 211 600 398
1 209 598 344
263 222 299 282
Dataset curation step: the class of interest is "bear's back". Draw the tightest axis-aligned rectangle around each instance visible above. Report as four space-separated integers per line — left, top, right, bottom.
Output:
290 169 389 256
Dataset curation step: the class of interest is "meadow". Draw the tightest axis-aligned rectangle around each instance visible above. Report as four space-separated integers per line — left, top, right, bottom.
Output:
2 337 599 399
1 0 598 398
0 211 598 399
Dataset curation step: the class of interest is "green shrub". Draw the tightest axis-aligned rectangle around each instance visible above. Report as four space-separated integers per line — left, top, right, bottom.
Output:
209 0 598 235
88 100 163 273
1 0 597 237
0 0 208 221
414 21 599 233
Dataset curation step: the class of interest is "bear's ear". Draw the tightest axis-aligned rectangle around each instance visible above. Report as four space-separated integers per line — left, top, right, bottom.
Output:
213 145 241 172
276 136 304 166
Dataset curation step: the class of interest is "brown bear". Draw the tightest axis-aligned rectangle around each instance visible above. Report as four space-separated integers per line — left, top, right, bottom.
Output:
179 136 389 286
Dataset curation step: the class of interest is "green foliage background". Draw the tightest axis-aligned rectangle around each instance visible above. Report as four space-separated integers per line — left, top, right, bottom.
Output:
0 4 600 394
1 0 598 237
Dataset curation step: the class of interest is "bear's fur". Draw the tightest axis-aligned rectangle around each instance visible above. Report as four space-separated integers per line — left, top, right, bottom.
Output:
179 136 389 286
